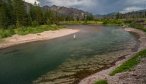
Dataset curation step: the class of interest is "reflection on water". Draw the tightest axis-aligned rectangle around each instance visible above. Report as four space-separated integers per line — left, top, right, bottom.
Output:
0 25 137 84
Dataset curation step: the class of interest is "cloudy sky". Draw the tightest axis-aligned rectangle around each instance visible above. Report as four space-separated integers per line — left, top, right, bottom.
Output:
25 0 146 15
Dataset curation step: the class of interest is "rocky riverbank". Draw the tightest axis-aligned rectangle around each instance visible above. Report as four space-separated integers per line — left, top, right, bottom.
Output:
79 28 146 84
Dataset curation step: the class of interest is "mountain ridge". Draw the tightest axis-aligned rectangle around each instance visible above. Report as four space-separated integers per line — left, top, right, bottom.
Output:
43 5 93 20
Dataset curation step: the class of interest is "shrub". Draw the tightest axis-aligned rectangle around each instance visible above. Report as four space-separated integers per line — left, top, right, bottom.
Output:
95 80 108 84
14 25 63 35
102 19 123 26
31 21 39 27
0 29 15 38
129 22 145 31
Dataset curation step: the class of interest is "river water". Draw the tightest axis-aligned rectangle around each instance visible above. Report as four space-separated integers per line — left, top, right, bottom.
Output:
0 25 138 84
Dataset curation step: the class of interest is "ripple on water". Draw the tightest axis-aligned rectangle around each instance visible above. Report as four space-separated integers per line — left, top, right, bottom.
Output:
34 40 137 84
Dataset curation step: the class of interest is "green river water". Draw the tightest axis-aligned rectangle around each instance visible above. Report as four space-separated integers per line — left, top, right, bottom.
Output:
0 25 138 84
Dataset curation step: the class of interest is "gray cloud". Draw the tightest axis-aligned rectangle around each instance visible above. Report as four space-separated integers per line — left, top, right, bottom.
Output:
25 0 146 14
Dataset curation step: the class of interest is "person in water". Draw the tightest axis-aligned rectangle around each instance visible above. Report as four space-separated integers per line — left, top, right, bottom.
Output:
73 34 76 39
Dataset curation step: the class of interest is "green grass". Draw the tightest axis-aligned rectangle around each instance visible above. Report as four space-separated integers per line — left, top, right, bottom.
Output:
110 49 146 76
0 29 15 38
0 24 63 38
14 24 63 35
100 19 124 26
95 80 108 84
60 21 103 25
127 21 145 31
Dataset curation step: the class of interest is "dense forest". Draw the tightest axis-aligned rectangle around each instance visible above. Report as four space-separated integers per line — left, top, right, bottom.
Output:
0 0 93 29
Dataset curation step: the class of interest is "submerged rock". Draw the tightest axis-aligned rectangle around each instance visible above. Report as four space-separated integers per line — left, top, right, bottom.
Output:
34 49 135 84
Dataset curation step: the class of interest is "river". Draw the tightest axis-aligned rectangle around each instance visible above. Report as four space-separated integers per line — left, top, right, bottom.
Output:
0 25 138 84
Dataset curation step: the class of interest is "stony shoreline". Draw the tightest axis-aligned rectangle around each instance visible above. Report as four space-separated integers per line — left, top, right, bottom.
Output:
0 29 79 49
79 28 146 84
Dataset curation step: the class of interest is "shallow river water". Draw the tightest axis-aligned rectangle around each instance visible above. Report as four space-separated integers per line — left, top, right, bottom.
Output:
0 25 138 84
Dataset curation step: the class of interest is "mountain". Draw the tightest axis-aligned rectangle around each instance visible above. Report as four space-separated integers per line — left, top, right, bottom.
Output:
24 0 94 21
43 5 93 20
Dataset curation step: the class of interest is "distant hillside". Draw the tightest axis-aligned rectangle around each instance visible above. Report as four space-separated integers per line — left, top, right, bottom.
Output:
24 1 94 21
99 10 146 19
43 5 93 21
120 10 146 19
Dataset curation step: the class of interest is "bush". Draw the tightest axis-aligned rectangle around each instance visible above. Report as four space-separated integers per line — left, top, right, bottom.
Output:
129 22 145 31
31 21 39 27
102 19 123 26
0 29 15 38
14 25 63 35
95 80 108 84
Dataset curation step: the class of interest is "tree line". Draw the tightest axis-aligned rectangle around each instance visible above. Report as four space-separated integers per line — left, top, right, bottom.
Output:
103 11 146 19
0 0 94 29
0 0 61 29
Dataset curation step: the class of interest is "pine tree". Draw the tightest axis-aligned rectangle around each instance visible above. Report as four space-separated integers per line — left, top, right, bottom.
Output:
0 0 6 28
12 0 28 27
0 0 12 28
6 0 16 28
30 5 44 25
44 10 52 24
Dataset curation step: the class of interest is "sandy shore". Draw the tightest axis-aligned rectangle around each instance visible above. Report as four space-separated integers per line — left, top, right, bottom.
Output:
0 29 79 49
79 28 146 84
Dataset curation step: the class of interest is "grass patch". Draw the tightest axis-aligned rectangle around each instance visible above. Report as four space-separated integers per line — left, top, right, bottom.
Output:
60 21 103 25
0 29 15 38
15 24 63 35
110 49 146 76
0 24 63 38
95 80 108 84
100 19 124 26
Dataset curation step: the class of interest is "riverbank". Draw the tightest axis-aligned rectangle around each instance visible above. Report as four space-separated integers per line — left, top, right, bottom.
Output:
0 29 79 49
79 28 146 84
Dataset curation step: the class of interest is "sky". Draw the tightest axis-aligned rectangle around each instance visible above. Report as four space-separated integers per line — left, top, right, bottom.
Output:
25 0 146 15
